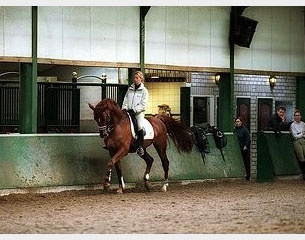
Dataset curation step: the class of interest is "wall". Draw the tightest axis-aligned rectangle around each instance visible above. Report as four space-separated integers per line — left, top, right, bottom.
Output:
145 82 184 115
190 72 297 179
38 7 139 63
145 6 230 68
240 7 305 72
0 7 31 57
257 132 301 182
0 133 244 190
0 6 304 73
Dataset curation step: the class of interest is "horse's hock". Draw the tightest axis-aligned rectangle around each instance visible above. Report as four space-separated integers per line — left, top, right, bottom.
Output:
0 133 244 191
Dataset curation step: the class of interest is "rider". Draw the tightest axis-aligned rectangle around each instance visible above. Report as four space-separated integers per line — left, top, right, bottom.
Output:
122 71 149 156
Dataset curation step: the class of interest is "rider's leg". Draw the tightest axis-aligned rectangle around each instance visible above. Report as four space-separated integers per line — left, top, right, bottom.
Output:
136 129 144 156
135 112 145 156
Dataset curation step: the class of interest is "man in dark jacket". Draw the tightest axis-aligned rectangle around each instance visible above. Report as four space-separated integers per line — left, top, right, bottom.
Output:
267 106 290 132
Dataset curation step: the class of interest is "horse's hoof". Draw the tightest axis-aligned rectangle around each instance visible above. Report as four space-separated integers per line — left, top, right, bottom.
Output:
116 187 123 194
103 182 110 192
144 180 153 191
161 183 169 192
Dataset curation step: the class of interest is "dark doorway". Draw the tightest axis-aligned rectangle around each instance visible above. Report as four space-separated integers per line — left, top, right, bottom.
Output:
258 98 273 131
193 97 208 125
180 87 191 126
236 98 251 131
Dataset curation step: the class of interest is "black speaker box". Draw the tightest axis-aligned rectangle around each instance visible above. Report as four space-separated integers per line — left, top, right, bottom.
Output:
230 15 258 48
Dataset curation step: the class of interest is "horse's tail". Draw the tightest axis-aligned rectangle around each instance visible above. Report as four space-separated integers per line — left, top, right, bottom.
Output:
157 114 193 154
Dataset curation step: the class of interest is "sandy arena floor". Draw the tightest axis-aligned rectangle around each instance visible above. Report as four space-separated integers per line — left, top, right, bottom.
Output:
1 179 305 234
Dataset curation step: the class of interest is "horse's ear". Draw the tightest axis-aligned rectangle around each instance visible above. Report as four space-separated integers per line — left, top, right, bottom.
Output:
88 103 95 111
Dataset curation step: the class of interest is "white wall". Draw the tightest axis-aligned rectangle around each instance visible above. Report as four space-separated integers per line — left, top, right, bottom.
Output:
0 6 304 73
236 6 305 72
145 6 231 68
0 7 31 57
146 6 304 72
38 6 139 62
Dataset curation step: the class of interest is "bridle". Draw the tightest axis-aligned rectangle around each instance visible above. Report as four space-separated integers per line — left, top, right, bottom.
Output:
96 109 128 138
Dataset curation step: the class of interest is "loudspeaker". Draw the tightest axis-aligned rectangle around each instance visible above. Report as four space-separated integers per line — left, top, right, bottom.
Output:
230 15 258 48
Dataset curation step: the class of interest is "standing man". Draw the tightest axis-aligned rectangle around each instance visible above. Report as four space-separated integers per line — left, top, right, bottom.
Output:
235 117 251 180
122 71 148 156
290 110 305 180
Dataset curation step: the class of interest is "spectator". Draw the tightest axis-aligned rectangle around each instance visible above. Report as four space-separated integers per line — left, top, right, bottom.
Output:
235 117 251 180
289 109 305 180
267 106 290 132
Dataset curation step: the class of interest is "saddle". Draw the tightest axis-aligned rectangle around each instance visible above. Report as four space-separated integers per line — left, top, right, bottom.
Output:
191 123 227 163
127 113 154 140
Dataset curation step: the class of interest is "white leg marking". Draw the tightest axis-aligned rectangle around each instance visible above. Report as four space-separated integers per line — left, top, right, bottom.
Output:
121 176 125 189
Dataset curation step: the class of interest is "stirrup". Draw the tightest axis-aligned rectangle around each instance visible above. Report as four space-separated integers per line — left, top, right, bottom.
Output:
136 147 144 156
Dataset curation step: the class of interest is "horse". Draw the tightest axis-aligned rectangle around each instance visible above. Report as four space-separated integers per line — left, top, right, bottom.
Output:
88 98 193 193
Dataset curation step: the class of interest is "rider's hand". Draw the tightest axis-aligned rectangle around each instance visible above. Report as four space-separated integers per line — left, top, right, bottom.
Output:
127 109 135 115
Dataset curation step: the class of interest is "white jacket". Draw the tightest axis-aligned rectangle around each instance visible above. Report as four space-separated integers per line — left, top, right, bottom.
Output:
122 83 148 114
290 121 305 140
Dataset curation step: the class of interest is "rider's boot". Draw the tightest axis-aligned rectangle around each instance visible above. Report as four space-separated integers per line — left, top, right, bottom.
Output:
136 129 144 156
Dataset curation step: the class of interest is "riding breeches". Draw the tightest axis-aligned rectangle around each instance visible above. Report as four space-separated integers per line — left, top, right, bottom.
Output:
135 112 145 131
293 138 305 162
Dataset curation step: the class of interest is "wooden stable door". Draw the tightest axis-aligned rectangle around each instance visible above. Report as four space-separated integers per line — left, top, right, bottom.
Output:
258 98 273 131
236 98 250 131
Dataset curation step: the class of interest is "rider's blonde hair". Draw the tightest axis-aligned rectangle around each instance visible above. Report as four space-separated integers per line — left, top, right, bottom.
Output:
135 71 145 83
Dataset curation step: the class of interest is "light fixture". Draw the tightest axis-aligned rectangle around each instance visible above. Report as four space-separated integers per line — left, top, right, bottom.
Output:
269 75 277 88
215 73 221 85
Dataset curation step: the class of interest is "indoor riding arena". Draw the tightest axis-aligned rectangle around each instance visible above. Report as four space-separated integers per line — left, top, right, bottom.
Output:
1 4 305 237
1 179 305 234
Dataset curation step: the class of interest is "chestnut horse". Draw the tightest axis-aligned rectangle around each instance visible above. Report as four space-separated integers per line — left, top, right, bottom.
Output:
89 98 193 193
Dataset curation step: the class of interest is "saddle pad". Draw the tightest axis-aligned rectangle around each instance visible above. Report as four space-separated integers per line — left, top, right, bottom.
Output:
128 115 154 140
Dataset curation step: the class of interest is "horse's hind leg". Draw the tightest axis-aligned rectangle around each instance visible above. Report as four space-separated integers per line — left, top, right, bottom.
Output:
140 150 154 190
153 142 170 192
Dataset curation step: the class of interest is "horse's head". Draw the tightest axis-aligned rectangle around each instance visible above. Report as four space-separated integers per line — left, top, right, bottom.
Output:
88 98 124 138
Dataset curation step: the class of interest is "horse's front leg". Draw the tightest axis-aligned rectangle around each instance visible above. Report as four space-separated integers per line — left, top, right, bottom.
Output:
114 161 125 194
103 148 127 192
103 168 112 191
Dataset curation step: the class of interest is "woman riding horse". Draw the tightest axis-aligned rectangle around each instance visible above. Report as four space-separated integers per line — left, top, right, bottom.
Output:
121 71 148 156
89 101 193 193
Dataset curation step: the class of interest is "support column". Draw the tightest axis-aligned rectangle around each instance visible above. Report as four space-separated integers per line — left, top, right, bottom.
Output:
218 73 233 131
218 7 249 132
139 6 150 74
19 6 38 133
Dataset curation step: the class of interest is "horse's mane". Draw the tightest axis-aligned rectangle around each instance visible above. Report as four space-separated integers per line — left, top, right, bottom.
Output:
94 98 121 115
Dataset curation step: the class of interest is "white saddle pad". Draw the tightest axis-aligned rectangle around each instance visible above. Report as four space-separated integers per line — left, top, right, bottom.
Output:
128 115 154 140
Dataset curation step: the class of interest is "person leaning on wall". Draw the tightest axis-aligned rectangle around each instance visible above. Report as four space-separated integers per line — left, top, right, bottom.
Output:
234 117 251 181
289 109 305 180
267 106 290 132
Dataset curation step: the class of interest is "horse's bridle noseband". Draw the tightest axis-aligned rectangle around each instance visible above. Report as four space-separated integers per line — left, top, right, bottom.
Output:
98 125 113 138
96 110 127 138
